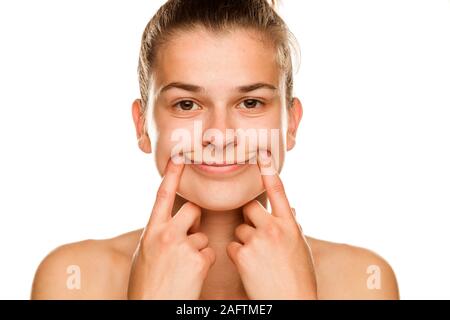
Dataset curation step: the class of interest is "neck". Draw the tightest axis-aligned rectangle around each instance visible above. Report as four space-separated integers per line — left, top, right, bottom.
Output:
171 193 268 299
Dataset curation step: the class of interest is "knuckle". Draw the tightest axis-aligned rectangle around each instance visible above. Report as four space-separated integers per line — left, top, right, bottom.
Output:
264 223 282 239
140 233 152 249
137 237 148 255
187 233 208 249
269 182 285 196
192 253 207 272
159 227 177 246
141 225 157 247
140 227 151 242
246 234 258 246
233 228 239 240
235 223 244 235
237 226 254 243
179 241 193 254
235 246 250 264
156 187 172 201
137 233 155 259
196 232 208 244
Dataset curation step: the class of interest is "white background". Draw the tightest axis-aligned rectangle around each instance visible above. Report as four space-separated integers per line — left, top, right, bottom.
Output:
0 0 449 299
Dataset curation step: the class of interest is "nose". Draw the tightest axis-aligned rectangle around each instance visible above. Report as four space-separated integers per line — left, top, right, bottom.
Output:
201 108 236 150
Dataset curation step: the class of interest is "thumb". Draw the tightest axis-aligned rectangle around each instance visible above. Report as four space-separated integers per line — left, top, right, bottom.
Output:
226 241 243 266
200 247 216 267
187 208 202 235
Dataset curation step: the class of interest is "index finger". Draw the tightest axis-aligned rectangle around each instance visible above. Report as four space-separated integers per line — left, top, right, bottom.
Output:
257 150 292 218
149 156 185 225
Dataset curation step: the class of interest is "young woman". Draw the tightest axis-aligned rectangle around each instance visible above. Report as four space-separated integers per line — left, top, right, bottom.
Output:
31 0 399 300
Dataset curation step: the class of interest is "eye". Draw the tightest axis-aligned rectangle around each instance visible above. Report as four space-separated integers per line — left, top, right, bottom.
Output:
173 100 201 112
237 99 265 110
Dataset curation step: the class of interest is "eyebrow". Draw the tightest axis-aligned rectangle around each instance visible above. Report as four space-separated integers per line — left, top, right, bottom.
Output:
159 82 278 95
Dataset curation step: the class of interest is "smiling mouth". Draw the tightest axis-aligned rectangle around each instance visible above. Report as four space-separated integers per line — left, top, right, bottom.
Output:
193 162 247 174
184 153 257 175
198 158 254 166
201 163 241 166
182 151 258 164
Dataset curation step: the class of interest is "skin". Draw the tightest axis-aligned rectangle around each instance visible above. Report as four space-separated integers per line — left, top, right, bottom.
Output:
31 27 399 300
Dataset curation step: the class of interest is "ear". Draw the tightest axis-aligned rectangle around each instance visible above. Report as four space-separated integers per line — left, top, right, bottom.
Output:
286 97 303 151
131 99 152 153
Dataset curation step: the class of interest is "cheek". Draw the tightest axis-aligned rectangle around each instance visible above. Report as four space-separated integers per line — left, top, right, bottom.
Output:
234 118 286 173
272 128 286 173
152 123 195 176
153 132 179 177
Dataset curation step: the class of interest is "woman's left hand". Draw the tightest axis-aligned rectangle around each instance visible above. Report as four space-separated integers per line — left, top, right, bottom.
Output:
227 151 318 300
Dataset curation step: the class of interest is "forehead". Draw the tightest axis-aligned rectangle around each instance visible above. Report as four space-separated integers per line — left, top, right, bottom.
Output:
153 28 281 93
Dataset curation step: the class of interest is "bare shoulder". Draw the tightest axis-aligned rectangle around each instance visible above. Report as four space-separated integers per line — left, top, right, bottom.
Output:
305 236 400 300
31 229 143 299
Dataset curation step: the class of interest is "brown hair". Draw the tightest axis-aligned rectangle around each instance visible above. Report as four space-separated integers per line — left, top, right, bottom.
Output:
137 0 300 128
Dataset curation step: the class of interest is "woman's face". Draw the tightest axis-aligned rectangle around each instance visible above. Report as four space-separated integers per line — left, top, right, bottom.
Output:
141 28 301 210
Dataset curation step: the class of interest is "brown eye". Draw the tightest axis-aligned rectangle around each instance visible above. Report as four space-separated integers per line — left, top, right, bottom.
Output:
238 99 264 110
174 100 201 111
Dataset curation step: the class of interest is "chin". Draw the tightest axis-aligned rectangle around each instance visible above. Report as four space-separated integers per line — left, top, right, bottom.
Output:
177 164 264 210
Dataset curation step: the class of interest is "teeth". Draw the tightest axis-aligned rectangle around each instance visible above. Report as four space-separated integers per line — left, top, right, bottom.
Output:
182 151 258 165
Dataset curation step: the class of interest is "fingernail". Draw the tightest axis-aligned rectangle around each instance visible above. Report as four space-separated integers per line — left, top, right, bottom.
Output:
170 152 184 165
259 150 271 162
258 150 276 176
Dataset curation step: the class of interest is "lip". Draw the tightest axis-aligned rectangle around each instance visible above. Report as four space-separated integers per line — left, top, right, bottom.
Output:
189 157 256 176
182 151 258 176
194 162 245 174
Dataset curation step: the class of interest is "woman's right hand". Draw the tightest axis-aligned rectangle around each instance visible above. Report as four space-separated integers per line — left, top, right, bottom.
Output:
127 158 216 299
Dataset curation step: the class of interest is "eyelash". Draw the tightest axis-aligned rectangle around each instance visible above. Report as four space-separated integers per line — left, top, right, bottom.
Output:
172 99 266 112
